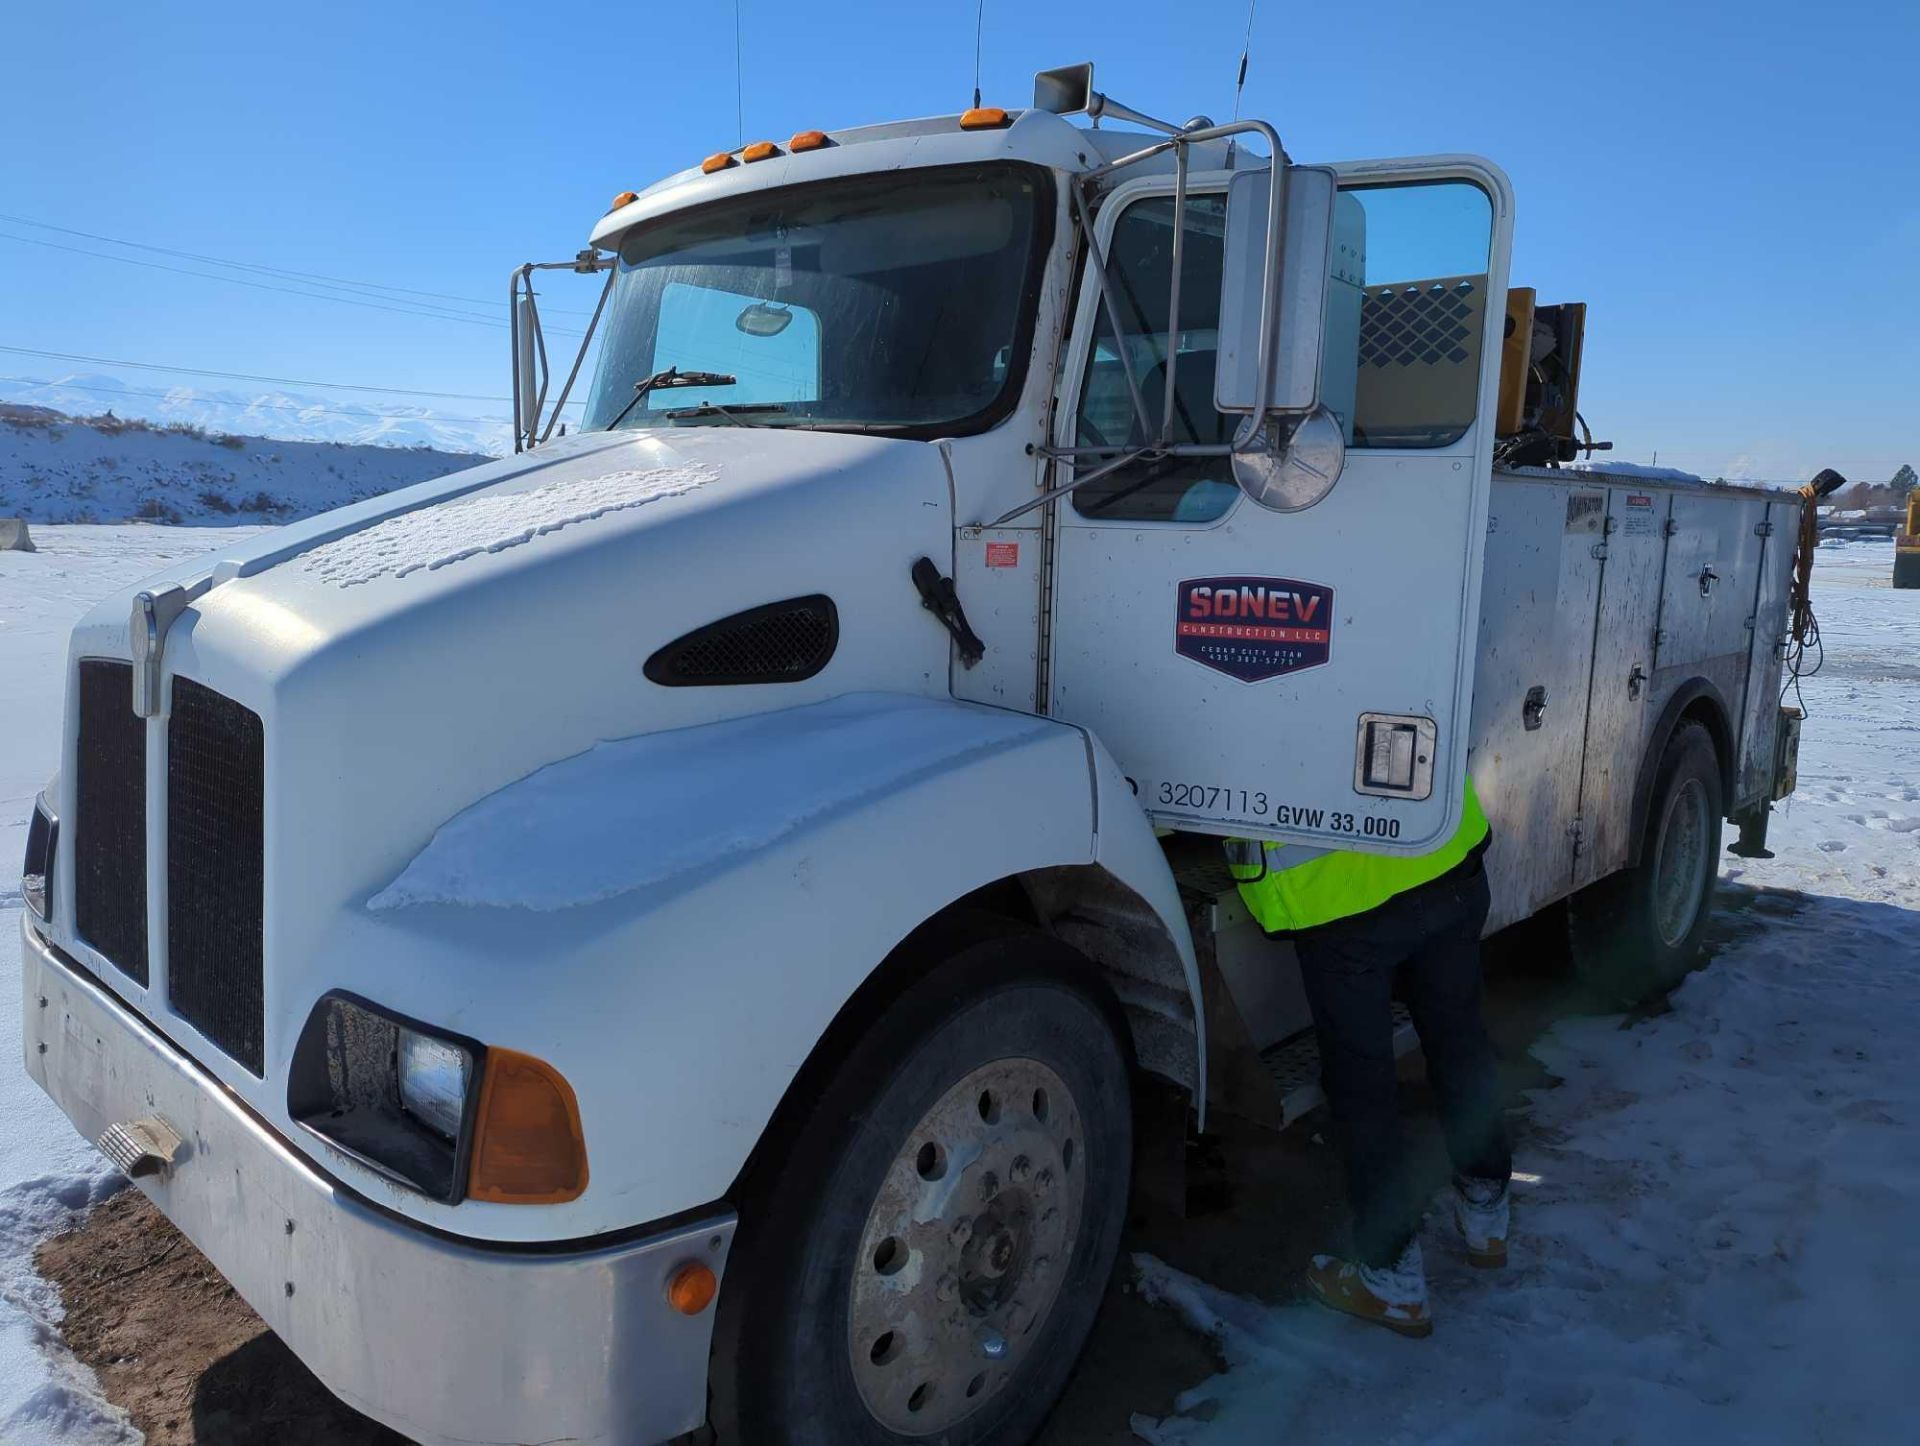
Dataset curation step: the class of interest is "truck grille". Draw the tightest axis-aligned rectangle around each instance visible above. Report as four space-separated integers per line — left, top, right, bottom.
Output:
75 660 149 985
167 679 266 1076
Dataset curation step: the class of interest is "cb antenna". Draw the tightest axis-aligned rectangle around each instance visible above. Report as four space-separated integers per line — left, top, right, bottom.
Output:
1231 0 1258 122
972 0 986 109
734 0 745 146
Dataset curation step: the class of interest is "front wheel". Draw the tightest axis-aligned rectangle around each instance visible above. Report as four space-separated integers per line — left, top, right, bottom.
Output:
709 926 1133 1446
1568 720 1725 1007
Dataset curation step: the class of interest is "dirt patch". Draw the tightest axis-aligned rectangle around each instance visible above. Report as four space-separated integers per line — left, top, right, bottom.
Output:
35 1190 402 1445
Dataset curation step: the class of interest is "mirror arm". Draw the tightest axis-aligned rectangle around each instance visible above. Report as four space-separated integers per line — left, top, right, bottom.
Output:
985 446 1162 528
1159 142 1189 449
537 261 617 445
1069 179 1157 446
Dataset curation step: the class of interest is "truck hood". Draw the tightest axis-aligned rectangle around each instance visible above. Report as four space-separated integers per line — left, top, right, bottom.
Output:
63 423 957 1020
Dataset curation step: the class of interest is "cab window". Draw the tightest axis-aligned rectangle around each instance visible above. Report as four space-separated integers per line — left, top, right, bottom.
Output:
1071 195 1238 523
1069 177 1496 523
1337 181 1494 449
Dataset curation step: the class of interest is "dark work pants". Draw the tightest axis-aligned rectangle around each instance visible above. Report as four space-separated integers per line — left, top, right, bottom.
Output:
1292 860 1511 1268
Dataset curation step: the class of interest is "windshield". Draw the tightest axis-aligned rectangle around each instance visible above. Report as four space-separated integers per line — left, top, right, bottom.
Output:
583 163 1050 436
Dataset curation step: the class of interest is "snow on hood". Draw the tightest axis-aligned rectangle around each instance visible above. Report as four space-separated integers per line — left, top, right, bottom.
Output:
299 458 721 587
368 693 1057 912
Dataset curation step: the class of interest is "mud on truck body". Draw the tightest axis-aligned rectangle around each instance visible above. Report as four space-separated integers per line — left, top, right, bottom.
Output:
21 64 1818 1446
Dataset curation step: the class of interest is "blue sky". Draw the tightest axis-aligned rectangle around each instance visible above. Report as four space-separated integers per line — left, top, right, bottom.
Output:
3 0 1914 480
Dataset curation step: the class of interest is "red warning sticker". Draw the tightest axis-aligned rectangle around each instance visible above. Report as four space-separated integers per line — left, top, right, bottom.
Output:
985 541 1020 568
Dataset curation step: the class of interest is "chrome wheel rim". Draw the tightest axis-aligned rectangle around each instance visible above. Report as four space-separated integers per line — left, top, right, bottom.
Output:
1652 776 1713 948
848 1058 1085 1435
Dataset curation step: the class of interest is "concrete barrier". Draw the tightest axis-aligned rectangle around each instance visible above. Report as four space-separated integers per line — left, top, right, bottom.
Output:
0 518 35 552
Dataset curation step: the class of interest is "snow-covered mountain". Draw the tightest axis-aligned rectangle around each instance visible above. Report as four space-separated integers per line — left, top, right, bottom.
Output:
0 401 489 525
0 372 510 456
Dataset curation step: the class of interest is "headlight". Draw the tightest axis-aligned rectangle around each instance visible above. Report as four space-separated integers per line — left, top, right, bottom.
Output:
288 994 482 1204
398 1027 472 1141
289 994 587 1206
22 796 56 922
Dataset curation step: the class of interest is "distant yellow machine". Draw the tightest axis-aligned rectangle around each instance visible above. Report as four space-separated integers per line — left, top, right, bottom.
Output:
1897 492 1920 589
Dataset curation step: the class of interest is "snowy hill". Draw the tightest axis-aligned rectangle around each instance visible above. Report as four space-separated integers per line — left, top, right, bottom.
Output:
0 372 510 456
0 403 489 525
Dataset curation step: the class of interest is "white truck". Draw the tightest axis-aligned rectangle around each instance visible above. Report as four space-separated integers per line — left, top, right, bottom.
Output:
22 64 1824 1446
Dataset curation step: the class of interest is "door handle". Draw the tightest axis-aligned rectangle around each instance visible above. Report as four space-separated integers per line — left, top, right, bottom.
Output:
1628 664 1647 700
1699 565 1719 597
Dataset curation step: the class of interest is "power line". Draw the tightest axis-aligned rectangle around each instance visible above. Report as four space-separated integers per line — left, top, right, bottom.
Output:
0 343 579 406
0 211 595 318
0 230 598 336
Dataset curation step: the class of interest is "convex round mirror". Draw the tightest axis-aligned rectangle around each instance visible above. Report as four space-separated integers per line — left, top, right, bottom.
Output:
1231 406 1347 512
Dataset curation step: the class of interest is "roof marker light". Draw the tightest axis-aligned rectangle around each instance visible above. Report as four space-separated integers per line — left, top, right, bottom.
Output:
608 190 639 211
701 151 736 174
788 129 830 152
959 106 1011 130
741 140 780 163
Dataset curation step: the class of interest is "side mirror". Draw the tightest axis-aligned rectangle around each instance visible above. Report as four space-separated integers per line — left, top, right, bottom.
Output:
1215 166 1365 510
513 289 543 448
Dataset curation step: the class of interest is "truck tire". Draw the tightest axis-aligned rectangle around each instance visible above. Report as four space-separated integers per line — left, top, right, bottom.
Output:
709 927 1133 1446
1568 720 1724 1007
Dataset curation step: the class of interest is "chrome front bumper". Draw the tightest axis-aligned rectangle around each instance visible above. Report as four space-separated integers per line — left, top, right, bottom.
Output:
22 920 733 1446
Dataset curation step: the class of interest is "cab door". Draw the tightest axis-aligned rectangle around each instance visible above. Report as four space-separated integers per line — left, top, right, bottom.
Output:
1047 159 1514 854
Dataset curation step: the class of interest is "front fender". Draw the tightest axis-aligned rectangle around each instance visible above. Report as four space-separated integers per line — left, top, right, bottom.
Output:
313 693 1188 1240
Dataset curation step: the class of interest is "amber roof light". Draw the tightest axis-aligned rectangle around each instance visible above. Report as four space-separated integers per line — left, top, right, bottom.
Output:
959 106 1011 130
741 140 780 163
789 129 830 152
701 151 735 174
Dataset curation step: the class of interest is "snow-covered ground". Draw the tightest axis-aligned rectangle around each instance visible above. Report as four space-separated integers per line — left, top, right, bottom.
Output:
0 405 485 525
0 372 511 456
1132 542 1920 1443
0 527 263 1444
0 533 1913 1443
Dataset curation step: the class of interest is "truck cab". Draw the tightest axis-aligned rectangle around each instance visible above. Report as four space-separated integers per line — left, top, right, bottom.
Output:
22 65 1807 1446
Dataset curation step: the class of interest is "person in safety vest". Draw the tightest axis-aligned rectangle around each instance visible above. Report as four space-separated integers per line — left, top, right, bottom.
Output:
1224 775 1510 1337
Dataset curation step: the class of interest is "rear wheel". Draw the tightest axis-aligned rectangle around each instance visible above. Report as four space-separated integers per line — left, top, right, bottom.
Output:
709 927 1133 1446
1568 720 1724 1007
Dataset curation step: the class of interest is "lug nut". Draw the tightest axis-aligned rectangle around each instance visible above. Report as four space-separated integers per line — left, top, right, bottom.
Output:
1035 1169 1054 1194
1010 1155 1033 1183
978 1170 1000 1201
949 1216 974 1247
936 1272 958 1302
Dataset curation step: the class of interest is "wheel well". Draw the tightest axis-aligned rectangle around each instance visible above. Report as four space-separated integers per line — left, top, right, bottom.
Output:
727 868 1196 1202
1628 682 1735 867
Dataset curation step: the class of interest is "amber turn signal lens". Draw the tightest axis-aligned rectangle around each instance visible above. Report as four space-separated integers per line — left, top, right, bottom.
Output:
959 106 1011 130
788 129 829 152
666 1261 718 1316
740 140 779 162
467 1048 588 1204
608 190 639 211
701 151 735 174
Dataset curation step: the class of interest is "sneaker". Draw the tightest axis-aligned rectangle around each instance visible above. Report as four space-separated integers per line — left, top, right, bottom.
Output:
1304 1241 1432 1338
1454 1176 1509 1269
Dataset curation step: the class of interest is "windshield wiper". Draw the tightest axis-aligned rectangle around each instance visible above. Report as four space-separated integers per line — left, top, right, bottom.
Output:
605 367 737 431
663 401 793 423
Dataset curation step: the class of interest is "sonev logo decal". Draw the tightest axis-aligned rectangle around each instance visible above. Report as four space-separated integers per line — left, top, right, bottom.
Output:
1174 576 1334 682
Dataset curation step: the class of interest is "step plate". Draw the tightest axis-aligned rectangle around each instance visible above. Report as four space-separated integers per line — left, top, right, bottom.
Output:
1257 1003 1417 1127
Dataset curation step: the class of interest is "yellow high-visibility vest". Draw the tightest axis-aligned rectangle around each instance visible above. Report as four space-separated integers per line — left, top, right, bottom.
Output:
1225 777 1490 936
